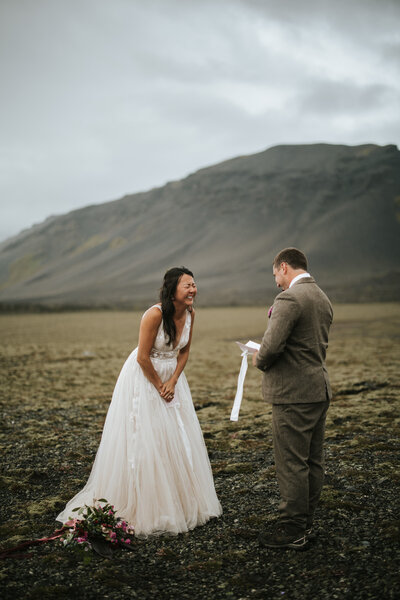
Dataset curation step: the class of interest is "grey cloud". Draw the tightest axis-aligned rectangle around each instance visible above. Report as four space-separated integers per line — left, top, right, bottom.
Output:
381 40 400 71
298 81 398 115
243 0 400 29
0 0 399 242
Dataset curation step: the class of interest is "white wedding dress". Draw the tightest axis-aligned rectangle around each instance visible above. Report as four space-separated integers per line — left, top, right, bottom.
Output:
56 305 222 536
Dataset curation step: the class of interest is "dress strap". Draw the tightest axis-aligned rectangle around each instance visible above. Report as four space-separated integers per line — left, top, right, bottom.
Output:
142 304 162 319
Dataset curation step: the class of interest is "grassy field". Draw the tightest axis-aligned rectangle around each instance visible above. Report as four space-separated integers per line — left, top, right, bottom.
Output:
0 304 399 599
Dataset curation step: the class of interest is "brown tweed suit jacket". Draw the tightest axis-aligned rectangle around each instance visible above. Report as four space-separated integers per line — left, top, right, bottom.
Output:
256 277 333 404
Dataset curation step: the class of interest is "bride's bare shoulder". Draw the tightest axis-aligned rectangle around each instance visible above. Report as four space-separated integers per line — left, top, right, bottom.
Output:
141 304 163 326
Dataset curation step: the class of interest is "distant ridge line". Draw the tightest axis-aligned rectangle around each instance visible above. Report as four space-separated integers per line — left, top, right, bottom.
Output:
0 143 399 308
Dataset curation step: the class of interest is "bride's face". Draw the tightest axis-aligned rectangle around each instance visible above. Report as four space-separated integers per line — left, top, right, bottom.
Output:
174 274 197 308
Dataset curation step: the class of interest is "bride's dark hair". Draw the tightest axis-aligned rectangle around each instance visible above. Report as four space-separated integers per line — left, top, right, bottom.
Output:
160 266 194 346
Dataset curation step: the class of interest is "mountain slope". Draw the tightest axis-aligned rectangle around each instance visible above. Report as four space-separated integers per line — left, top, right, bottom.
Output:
1 143 399 308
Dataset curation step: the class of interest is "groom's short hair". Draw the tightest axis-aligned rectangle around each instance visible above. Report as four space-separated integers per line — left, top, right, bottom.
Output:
273 248 308 271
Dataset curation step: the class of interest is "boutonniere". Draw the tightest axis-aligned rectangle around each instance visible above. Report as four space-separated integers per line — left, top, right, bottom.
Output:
268 305 273 318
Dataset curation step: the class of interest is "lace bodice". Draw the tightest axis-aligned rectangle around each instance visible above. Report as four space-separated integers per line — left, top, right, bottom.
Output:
149 305 191 360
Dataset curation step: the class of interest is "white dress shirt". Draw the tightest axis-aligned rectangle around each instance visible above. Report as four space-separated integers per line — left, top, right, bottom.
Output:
289 272 311 288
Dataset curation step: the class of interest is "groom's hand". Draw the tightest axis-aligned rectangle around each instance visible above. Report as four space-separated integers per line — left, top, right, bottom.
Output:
252 351 259 367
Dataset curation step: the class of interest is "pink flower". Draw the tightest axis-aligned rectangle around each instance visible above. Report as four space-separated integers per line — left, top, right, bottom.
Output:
64 518 77 527
124 539 131 544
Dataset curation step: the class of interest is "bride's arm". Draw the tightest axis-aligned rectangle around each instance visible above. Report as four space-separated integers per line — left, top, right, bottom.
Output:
137 308 166 396
160 309 195 398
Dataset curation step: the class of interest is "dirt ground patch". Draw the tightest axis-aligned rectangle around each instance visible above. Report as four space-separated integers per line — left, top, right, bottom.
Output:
1 304 399 599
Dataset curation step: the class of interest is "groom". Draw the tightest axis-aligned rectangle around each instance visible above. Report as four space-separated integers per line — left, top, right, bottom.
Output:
252 248 333 550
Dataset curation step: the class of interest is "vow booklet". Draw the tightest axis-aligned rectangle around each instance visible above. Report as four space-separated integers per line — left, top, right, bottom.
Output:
235 340 261 354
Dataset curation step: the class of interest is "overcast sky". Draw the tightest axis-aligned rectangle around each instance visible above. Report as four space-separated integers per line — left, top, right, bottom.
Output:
1 0 399 242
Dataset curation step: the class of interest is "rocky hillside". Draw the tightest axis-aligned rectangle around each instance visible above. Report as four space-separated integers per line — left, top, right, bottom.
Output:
1 143 399 308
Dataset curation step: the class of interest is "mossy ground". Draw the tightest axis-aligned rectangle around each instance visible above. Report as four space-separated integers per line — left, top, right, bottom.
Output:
0 304 399 599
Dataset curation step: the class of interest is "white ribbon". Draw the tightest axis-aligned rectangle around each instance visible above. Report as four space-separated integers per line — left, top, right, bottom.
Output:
230 350 249 421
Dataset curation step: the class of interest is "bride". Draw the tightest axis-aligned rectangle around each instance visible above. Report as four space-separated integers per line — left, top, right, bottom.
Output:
56 267 222 536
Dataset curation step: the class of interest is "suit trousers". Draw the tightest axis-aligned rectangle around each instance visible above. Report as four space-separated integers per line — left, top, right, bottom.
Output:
271 399 330 532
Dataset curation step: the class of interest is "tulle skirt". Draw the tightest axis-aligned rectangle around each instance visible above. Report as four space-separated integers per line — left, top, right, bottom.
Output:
56 349 222 536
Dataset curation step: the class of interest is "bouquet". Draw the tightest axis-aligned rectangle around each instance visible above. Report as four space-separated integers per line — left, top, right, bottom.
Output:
60 499 134 560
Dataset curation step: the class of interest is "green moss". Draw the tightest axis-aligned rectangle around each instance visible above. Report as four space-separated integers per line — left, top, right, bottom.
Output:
0 522 16 537
256 466 276 480
381 520 400 541
0 522 31 539
320 487 342 509
211 460 228 474
0 475 26 491
233 487 249 495
41 551 70 565
27 496 65 517
336 500 366 511
244 514 265 526
187 558 223 572
217 462 254 474
221 549 247 561
231 527 257 540
93 565 131 586
155 546 179 560
27 585 71 599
